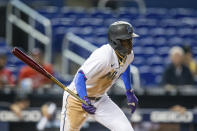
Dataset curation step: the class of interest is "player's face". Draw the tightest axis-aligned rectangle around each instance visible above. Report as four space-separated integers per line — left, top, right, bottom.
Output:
120 38 133 54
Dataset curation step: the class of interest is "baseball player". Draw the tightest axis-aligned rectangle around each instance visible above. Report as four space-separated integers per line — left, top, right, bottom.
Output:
60 21 139 131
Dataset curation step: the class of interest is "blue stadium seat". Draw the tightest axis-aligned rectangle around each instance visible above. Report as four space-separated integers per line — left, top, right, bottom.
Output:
133 46 143 56
73 27 93 38
145 8 169 19
170 8 196 18
82 35 93 41
94 37 108 47
118 7 138 15
118 10 139 19
168 36 184 46
132 56 146 67
7 55 25 67
160 19 181 28
192 47 197 56
69 41 92 59
164 28 177 38
6 65 20 82
136 27 149 37
152 65 164 85
139 37 155 47
0 38 6 47
103 18 118 26
143 47 156 57
52 26 90 52
177 27 193 36
51 17 76 27
93 27 107 37
133 18 157 28
0 48 8 55
157 46 170 58
149 27 166 37
147 56 164 66
88 8 114 18
60 7 87 18
0 43 25 81
37 6 59 19
152 65 164 75
138 65 156 86
154 37 167 46
77 18 103 27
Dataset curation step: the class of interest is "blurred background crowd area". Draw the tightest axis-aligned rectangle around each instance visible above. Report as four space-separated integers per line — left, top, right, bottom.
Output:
0 0 197 131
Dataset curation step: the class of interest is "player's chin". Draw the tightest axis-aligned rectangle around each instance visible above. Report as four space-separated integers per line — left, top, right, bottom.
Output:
127 50 131 55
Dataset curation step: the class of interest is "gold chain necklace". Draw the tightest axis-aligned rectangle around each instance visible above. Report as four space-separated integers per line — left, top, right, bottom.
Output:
115 51 127 66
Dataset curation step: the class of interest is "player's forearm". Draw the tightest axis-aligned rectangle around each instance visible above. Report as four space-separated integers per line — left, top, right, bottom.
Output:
75 71 87 99
121 66 132 91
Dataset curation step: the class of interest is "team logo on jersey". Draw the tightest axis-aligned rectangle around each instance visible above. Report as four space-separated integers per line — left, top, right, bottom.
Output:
111 63 115 67
101 69 118 80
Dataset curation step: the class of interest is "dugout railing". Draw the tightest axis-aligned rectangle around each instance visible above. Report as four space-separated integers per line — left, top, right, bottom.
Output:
6 0 52 62
61 32 141 90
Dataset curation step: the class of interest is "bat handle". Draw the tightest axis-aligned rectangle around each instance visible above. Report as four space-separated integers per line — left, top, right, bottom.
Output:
66 88 88 106
50 76 88 105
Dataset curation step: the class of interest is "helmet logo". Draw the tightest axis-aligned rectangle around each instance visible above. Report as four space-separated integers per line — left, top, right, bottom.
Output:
127 26 132 34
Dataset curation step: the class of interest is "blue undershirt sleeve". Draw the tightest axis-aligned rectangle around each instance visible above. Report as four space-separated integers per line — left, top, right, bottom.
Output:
74 71 87 99
121 66 132 91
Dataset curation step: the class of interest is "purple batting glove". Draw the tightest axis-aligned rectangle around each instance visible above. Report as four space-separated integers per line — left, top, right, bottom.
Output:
126 89 138 114
82 97 96 114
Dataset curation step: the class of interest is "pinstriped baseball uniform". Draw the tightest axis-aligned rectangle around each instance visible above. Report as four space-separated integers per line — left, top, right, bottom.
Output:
60 44 134 131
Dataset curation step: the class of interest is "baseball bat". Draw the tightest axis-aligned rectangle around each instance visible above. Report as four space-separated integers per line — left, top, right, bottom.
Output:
12 47 88 105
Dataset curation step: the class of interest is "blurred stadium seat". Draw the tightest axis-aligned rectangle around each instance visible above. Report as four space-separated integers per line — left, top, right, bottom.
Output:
33 7 197 87
0 40 25 81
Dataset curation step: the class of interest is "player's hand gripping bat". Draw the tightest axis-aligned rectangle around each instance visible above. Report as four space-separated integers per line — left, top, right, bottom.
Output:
12 47 88 105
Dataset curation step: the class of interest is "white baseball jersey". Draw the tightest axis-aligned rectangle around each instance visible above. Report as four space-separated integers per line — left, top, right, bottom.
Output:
68 44 134 97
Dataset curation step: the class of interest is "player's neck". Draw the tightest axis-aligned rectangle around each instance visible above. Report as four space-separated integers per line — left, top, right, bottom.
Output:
115 51 127 66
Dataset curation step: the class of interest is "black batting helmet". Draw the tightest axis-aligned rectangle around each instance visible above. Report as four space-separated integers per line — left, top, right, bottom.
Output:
108 21 138 56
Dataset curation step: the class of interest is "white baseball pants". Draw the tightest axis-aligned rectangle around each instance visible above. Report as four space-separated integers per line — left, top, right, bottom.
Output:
60 91 134 131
